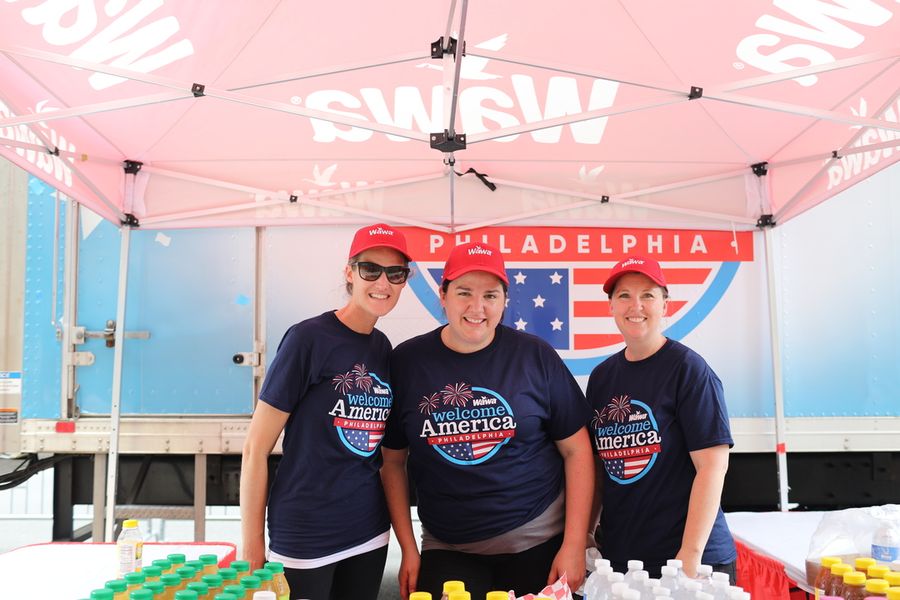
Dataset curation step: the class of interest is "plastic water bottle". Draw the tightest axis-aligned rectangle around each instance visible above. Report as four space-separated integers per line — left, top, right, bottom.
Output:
710 571 730 586
585 564 614 600
666 559 685 580
659 566 681 594
252 592 276 600
624 560 644 584
676 580 702 600
708 579 729 600
872 516 900 562
116 519 143 577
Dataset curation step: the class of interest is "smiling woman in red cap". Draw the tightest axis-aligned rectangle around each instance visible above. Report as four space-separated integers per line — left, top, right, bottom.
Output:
381 242 594 600
587 255 737 582
240 223 411 600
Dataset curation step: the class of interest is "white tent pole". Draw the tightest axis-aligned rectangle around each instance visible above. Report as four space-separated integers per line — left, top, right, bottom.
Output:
0 92 192 129
104 224 132 541
444 0 458 42
703 91 900 133
775 89 900 222
466 50 687 95
767 138 900 170
721 49 900 92
59 198 79 419
467 97 684 144
763 226 791 512
446 0 468 139
230 52 430 91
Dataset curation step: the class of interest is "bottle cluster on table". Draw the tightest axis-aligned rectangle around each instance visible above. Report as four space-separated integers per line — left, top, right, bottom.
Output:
582 558 751 600
814 555 900 599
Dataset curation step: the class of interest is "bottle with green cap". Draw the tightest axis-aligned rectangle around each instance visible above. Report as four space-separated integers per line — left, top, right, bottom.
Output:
142 565 163 583
222 584 246 599
125 571 146 594
161 572 182 597
117 519 144 577
202 573 224 596
186 581 210 599
252 569 275 593
177 566 199 586
168 554 187 570
186 560 205 574
199 554 219 575
129 590 153 600
142 580 164 597
263 562 290 600
230 561 251 577
239 575 261 592
173 591 199 600
106 579 129 600
152 559 173 575
213 594 239 600
218 568 238 588
90 590 114 600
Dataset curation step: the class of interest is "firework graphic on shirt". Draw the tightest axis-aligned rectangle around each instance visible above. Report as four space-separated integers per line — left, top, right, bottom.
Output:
329 365 392 456
594 397 662 484
418 393 441 415
441 382 473 407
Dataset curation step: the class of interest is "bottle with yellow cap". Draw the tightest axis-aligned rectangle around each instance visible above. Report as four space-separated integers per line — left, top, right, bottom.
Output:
870 566 891 580
117 519 144 577
410 593 432 600
486 592 509 600
885 572 900 587
842 571 866 600
448 592 471 600
885 586 900 600
441 580 465 600
856 557 878 572
815 557 841 597
826 564 853 597
865 579 890 598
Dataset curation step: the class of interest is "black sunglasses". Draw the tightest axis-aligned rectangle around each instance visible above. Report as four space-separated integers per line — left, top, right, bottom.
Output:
352 261 410 284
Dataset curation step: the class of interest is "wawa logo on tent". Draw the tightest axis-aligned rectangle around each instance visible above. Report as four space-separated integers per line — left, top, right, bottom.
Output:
402 227 754 376
292 34 621 146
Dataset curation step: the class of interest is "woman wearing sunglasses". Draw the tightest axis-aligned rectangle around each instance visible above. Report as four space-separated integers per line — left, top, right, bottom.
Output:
241 223 411 600
381 242 594 600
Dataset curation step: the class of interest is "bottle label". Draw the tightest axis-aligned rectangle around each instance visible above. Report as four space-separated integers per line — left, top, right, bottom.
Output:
871 543 899 561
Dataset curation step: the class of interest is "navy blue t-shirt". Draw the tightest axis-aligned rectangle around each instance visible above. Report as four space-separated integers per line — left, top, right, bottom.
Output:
259 311 392 559
586 339 736 574
383 325 590 544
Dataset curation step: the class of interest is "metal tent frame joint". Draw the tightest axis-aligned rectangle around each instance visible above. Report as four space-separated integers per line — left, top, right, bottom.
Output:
751 161 769 177
756 214 775 229
431 36 459 59
601 195 610 203
289 194 298 203
431 130 467 152
688 86 703 100
123 160 143 175
191 83 206 97
120 213 140 228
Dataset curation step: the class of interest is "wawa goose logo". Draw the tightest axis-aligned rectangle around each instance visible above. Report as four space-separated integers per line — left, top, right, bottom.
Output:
402 227 755 376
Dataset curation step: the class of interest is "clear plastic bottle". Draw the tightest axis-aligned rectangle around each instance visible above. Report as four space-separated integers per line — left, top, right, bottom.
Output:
117 520 144 577
263 563 290 600
250 593 275 600
676 580 702 600
659 566 681 594
873 518 900 563
584 563 613 600
695 565 713 590
625 561 645 585
710 571 730 587
610 582 631 599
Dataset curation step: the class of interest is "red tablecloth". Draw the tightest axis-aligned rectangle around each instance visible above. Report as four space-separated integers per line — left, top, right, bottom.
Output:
736 540 810 600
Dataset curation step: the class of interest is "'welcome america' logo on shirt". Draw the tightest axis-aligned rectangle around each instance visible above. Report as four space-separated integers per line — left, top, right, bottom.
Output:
592 395 661 484
328 363 392 457
417 382 517 466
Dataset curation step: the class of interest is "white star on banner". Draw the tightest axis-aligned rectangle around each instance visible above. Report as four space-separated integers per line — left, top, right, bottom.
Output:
550 318 564 331
532 294 546 308
514 317 528 331
514 271 527 285
549 271 563 284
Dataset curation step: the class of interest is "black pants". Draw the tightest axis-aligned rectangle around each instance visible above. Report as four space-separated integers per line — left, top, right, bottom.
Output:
417 533 565 600
282 545 388 600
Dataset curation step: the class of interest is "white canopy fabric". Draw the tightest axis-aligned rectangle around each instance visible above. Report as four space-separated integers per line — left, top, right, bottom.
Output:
1 1 899 232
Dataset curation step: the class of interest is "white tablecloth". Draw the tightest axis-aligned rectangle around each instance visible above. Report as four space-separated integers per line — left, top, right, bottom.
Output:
0 541 236 599
725 510 825 592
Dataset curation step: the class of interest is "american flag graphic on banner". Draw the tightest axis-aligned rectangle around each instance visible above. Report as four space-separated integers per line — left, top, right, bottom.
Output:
441 439 502 460
344 428 383 452
428 264 714 352
604 453 653 480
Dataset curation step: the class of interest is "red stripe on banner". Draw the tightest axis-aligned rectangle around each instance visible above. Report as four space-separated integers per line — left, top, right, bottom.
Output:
332 417 386 430
573 300 687 317
776 442 786 454
574 333 623 349
427 429 516 446
573 268 712 285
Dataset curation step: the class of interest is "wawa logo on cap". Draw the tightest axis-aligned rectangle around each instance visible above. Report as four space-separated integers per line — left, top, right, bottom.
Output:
402 227 755 376
348 222 410 260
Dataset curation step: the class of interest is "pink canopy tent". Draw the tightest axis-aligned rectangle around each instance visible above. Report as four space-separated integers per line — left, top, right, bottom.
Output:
2 0 898 232
2 1 900 529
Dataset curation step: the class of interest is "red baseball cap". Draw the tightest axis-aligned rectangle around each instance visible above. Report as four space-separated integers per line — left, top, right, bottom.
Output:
442 242 509 286
348 223 411 261
603 255 667 295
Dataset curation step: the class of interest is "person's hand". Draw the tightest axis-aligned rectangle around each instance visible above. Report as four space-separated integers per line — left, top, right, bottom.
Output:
398 548 421 600
242 536 267 571
548 541 586 592
675 547 702 579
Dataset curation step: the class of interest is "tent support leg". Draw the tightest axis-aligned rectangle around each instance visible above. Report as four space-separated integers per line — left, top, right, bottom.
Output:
763 227 791 511
103 226 132 541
